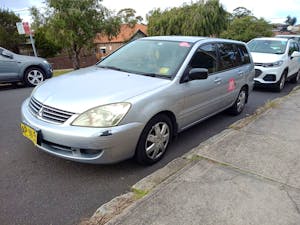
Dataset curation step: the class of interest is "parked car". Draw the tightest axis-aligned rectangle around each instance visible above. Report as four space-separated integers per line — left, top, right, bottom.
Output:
275 34 300 46
21 36 254 165
0 47 53 86
248 37 300 91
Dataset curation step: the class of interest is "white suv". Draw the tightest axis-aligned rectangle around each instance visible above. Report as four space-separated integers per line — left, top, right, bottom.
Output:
248 37 300 91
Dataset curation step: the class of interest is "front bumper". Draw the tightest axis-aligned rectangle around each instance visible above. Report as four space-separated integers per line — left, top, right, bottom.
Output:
21 98 144 164
254 66 283 85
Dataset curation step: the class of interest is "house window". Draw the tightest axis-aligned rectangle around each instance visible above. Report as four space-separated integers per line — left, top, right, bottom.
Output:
100 47 106 54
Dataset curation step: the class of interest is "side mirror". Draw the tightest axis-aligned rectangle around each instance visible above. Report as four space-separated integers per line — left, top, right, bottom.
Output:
291 51 300 58
2 50 13 59
189 68 208 81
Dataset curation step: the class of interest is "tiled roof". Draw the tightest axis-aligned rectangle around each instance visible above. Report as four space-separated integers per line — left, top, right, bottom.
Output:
94 24 147 44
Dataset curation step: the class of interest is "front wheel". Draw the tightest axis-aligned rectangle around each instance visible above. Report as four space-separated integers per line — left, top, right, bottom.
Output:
275 71 287 92
227 88 247 115
135 114 173 165
24 67 45 87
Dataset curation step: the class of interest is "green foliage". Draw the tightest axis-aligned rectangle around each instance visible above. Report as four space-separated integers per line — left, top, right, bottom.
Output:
34 26 62 58
232 7 252 18
132 188 149 199
0 8 24 53
220 15 273 42
30 7 62 58
41 0 120 69
117 8 143 27
147 0 228 37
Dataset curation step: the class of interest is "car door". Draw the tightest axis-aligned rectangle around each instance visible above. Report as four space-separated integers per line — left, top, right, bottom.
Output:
287 41 299 77
179 43 224 128
216 43 247 108
0 49 19 81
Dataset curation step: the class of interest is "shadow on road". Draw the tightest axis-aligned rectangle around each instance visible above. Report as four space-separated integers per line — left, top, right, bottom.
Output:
0 83 28 91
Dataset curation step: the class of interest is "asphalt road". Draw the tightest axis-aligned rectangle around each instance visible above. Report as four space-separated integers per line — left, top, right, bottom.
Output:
0 82 298 225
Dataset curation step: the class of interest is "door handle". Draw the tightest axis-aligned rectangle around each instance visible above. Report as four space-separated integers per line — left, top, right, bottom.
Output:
214 78 222 84
238 71 244 76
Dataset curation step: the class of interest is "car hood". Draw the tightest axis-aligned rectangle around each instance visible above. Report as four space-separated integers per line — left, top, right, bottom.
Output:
14 54 46 62
32 66 170 113
250 52 284 63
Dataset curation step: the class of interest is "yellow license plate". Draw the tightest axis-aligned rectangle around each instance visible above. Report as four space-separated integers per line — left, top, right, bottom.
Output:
21 123 38 145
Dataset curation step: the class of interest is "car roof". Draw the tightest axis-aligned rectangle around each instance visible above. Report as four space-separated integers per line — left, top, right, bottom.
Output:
251 37 290 42
276 34 300 37
140 36 246 45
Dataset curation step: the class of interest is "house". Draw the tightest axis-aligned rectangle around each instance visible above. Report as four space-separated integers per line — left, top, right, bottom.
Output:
94 23 147 59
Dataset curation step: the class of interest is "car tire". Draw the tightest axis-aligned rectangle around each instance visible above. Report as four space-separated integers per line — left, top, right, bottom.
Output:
135 114 173 165
227 87 247 115
290 69 300 84
24 67 46 87
275 71 287 92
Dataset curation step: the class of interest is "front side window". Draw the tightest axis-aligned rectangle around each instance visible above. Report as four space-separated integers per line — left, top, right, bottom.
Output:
190 44 218 74
98 39 193 79
288 42 298 56
248 39 287 54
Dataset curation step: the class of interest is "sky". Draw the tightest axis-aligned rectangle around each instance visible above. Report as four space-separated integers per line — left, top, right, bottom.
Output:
1 0 300 24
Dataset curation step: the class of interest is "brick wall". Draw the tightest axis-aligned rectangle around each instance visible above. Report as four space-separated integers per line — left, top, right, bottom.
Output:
47 54 98 70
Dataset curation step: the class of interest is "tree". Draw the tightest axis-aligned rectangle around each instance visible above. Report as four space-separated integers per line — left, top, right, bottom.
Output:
30 7 62 58
220 15 273 42
286 15 297 26
43 0 121 69
117 8 143 27
147 0 228 37
0 8 24 53
232 7 252 18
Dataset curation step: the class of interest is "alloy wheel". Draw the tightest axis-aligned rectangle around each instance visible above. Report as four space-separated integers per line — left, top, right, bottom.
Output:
27 69 44 86
145 122 170 160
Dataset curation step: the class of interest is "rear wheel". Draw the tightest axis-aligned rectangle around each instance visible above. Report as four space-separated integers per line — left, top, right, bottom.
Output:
290 69 300 83
227 87 247 115
24 67 45 87
135 114 173 165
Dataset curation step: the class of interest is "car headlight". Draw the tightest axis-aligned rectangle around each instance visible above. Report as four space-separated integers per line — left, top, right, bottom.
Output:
43 60 53 71
262 60 283 67
72 103 131 127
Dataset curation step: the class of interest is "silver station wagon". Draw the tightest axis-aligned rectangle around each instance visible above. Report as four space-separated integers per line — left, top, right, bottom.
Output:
21 36 254 165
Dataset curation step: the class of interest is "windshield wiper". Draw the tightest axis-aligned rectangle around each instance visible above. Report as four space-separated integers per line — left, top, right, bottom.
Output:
98 65 125 72
138 72 171 78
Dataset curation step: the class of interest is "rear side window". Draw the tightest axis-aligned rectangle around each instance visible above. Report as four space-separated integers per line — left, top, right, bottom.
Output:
217 43 242 70
237 44 251 65
190 44 218 74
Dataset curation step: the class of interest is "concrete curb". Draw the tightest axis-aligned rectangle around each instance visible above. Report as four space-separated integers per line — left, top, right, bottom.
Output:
81 86 300 225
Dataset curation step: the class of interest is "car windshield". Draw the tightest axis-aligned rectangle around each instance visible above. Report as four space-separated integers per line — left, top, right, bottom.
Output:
248 39 287 54
97 39 193 79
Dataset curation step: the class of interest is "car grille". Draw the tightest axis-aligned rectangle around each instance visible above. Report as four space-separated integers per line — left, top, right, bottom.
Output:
255 69 262 78
29 97 75 124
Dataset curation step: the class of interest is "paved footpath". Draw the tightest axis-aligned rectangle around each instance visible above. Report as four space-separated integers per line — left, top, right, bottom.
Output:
84 87 300 225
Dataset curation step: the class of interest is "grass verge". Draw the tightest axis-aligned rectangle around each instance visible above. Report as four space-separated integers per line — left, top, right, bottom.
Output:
53 69 73 77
